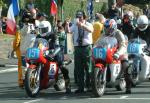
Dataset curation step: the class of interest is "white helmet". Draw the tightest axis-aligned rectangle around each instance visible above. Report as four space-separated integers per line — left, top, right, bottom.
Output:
137 15 149 31
38 21 52 37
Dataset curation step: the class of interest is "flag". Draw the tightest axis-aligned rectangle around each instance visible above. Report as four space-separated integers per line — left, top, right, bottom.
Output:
6 0 20 35
87 0 93 19
50 0 58 16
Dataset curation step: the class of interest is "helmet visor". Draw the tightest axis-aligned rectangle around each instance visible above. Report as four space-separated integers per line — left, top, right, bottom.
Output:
104 27 112 35
137 24 148 30
39 27 48 34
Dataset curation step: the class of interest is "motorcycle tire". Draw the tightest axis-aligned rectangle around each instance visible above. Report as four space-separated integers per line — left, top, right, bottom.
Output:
54 75 65 91
115 78 126 91
25 68 40 97
92 67 106 97
129 61 139 87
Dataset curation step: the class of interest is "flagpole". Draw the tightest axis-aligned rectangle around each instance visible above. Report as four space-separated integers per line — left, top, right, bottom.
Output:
60 4 64 21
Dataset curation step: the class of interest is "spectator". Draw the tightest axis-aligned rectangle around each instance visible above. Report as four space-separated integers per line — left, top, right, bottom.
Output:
92 13 105 44
66 10 93 93
143 4 150 19
26 1 37 19
36 12 48 22
122 11 135 40
2 17 7 34
12 26 24 88
0 17 3 35
107 2 120 21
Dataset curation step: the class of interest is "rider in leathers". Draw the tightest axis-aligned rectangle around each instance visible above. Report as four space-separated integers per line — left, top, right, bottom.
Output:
131 15 150 91
132 15 150 49
36 20 71 94
104 19 132 94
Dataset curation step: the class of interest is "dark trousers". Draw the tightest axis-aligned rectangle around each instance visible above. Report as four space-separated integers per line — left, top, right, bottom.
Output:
74 45 92 90
121 60 132 89
55 46 69 80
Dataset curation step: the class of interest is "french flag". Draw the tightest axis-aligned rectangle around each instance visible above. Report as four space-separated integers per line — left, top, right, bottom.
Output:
50 0 58 16
6 0 20 35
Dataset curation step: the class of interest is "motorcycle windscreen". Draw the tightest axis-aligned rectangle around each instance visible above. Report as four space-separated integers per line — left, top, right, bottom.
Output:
129 38 147 45
93 37 118 60
94 36 118 49
33 38 49 51
127 39 146 54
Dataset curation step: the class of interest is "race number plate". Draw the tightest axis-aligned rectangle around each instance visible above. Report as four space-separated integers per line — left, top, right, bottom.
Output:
26 48 40 59
49 63 57 79
127 43 140 54
93 48 107 60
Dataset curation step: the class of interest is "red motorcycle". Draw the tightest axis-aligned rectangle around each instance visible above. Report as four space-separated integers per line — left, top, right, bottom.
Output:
25 38 65 97
92 37 126 97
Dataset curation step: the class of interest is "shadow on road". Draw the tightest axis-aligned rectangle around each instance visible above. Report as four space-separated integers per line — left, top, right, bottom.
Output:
0 84 94 100
0 84 150 100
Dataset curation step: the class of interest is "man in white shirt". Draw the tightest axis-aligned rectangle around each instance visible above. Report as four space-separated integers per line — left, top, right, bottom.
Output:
66 10 93 93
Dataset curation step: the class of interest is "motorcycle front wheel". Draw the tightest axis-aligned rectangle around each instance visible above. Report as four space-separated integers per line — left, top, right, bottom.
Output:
129 59 139 87
25 67 41 97
92 67 106 97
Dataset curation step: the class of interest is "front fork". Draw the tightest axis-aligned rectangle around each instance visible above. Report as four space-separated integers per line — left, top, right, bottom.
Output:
95 63 107 83
102 67 107 83
128 57 140 75
28 64 42 81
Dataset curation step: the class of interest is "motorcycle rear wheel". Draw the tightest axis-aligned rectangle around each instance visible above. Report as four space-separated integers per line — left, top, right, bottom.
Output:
115 78 126 91
54 77 65 91
25 68 40 97
92 67 106 97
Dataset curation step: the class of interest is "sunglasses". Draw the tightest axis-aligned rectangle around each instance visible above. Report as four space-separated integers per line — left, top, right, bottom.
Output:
76 16 82 18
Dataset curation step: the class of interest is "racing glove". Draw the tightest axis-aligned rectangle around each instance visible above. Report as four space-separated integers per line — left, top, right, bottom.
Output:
113 53 120 60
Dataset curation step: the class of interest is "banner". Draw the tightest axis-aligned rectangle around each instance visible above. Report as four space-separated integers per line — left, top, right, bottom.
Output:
6 0 20 35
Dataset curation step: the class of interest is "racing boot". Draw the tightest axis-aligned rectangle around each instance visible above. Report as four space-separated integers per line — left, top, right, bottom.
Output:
125 65 132 94
65 79 71 94
60 66 71 94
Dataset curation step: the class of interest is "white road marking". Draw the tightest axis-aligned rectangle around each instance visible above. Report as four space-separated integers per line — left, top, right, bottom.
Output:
5 64 18 67
120 96 128 99
60 96 68 100
89 98 150 100
0 68 17 73
23 99 43 103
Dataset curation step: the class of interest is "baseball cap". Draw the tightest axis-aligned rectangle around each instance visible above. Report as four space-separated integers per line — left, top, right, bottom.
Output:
76 11 83 18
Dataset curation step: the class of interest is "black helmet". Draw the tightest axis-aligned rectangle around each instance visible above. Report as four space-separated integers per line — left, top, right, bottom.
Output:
21 10 34 23
37 12 48 18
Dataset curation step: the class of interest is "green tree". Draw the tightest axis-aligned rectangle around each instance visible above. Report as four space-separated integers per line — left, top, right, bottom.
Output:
0 0 7 17
19 0 26 9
